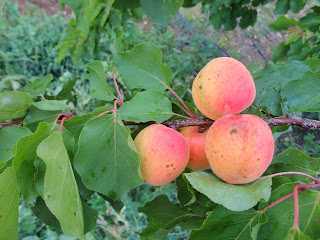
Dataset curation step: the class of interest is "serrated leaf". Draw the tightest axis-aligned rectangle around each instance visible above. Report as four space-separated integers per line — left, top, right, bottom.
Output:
274 0 290 15
284 228 313 240
13 122 52 201
99 194 124 213
37 131 85 240
31 197 61 231
253 61 312 115
285 32 301 45
140 0 183 27
74 113 143 200
184 172 272 211
113 0 139 9
189 205 267 240
176 173 214 216
20 74 53 98
111 42 172 93
272 43 290 62
33 100 69 111
289 0 307 14
56 77 77 100
281 71 320 113
268 149 320 183
87 61 115 101
259 182 320 240
23 106 60 132
0 91 33 121
63 114 95 142
0 167 19 240
139 195 205 240
270 16 298 31
118 90 173 123
0 126 32 162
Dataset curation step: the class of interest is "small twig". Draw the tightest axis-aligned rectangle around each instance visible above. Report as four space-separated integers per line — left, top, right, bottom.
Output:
242 27 269 62
123 114 320 130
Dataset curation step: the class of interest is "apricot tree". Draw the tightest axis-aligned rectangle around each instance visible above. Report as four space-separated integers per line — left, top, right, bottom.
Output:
1 1 320 240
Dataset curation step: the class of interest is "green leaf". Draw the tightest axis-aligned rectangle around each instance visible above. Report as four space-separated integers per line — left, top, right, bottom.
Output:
31 197 61 231
285 32 301 45
20 74 53 98
176 174 214 216
184 172 272 211
13 122 52 201
268 149 320 183
56 77 77 100
252 61 312 115
74 113 143 200
112 0 139 9
272 43 290 62
284 228 313 240
0 91 33 121
63 114 95 142
139 195 205 240
82 201 98 234
289 0 307 14
23 106 60 132
99 194 124 213
259 182 320 240
280 71 320 113
270 16 298 31
37 131 85 240
118 90 173 123
274 0 290 15
111 42 172 93
0 167 19 240
189 205 267 240
140 0 183 27
87 61 115 101
0 126 32 162
33 100 69 111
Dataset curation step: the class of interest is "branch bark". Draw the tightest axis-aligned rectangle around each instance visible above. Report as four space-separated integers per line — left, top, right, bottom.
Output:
123 114 320 130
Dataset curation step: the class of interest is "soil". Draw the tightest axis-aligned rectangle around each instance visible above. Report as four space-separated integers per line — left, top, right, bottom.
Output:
14 0 73 17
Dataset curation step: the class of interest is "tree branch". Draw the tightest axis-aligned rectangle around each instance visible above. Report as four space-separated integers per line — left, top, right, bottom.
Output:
123 114 320 130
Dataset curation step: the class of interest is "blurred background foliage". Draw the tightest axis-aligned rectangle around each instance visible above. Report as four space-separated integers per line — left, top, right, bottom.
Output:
1 0 320 239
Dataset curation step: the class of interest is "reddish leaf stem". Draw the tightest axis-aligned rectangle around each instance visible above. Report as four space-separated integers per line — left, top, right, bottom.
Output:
269 172 319 183
40 95 47 101
59 117 67 132
167 87 198 119
293 183 303 229
98 110 114 117
112 70 124 106
172 113 195 120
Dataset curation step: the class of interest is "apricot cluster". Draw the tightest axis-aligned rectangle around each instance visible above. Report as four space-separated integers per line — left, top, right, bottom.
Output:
134 57 274 186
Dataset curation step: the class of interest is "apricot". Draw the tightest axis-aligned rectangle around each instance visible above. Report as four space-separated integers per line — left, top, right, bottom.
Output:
179 126 210 170
192 57 256 120
134 124 189 186
205 114 274 184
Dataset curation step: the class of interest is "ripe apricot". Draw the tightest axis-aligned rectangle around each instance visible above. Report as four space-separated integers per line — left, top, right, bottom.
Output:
192 57 256 120
179 126 210 170
205 114 274 184
134 124 189 186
